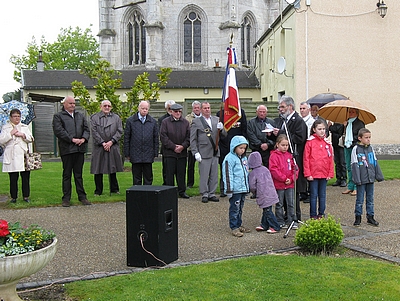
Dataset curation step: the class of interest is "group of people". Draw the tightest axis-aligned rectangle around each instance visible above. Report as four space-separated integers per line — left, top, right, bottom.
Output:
1 95 383 231
220 96 383 237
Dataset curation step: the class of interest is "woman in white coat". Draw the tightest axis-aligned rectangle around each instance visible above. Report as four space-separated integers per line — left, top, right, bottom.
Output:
0 109 34 203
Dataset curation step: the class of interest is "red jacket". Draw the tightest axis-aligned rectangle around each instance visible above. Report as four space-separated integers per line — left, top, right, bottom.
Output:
269 149 297 190
303 134 334 179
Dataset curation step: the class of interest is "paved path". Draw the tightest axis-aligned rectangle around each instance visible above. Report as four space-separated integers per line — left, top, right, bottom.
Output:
1 180 400 289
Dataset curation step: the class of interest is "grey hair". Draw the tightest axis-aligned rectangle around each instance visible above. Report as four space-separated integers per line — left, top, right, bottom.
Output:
192 100 201 108
165 100 175 108
256 104 267 111
101 100 111 106
280 96 295 108
300 101 310 109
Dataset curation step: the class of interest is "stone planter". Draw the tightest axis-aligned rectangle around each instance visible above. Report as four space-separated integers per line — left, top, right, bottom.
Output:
0 238 58 301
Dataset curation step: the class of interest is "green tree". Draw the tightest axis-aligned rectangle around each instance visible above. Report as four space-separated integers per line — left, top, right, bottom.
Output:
10 26 99 83
2 90 21 102
71 59 171 152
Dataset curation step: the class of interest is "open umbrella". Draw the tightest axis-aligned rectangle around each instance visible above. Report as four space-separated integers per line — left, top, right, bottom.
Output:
0 100 36 129
307 93 349 108
318 99 376 124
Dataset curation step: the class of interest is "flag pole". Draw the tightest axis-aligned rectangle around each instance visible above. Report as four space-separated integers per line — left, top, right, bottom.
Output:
216 33 234 151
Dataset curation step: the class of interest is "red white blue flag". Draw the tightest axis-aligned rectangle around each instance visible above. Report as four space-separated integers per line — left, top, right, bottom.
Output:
222 46 241 131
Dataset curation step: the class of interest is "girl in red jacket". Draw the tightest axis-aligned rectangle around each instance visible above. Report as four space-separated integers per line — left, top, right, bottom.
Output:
269 134 298 228
303 119 334 219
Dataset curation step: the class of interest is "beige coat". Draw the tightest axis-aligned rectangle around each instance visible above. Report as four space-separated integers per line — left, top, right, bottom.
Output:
0 122 34 172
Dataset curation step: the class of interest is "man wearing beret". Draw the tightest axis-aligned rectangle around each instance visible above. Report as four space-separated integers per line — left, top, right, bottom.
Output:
160 103 191 198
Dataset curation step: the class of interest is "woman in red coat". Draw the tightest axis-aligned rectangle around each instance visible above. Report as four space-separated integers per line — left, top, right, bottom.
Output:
303 120 334 219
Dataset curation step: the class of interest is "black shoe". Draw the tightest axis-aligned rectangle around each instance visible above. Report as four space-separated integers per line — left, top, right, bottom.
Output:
302 197 310 203
10 199 16 203
220 193 227 197
179 193 190 199
332 180 341 186
353 215 361 226
367 215 379 227
208 196 219 202
23 198 31 203
250 194 257 199
201 196 208 203
340 180 347 187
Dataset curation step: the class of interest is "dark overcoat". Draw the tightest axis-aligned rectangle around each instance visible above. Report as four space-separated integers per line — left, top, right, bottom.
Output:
124 113 159 163
90 111 124 174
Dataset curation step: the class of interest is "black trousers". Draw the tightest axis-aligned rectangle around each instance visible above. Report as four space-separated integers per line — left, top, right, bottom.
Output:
131 163 153 185
8 171 30 199
187 151 195 187
61 153 87 202
94 173 119 195
165 157 187 195
333 145 347 180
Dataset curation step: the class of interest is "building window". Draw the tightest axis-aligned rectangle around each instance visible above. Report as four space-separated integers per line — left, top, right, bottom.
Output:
127 11 146 65
184 12 201 63
241 16 252 65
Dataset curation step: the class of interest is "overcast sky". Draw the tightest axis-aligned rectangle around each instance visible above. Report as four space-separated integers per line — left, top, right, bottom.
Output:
0 0 99 99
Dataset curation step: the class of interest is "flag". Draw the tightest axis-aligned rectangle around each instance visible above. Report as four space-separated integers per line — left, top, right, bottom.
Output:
222 46 241 131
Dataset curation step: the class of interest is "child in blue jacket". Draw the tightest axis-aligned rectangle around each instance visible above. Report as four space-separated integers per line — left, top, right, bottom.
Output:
222 135 249 237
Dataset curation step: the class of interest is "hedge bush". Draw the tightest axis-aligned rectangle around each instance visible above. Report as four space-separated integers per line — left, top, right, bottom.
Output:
294 215 344 254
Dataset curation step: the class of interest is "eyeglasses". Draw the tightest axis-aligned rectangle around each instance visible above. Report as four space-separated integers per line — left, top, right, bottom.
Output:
103 105 112 107
278 105 287 109
172 110 182 113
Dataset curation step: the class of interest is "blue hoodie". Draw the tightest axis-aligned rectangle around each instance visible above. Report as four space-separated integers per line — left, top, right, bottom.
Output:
222 135 249 194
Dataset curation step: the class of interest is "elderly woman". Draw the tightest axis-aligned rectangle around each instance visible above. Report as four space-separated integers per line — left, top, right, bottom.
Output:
342 108 365 196
0 109 34 203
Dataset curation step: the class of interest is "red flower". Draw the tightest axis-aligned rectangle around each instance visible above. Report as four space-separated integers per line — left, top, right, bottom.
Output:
0 219 10 237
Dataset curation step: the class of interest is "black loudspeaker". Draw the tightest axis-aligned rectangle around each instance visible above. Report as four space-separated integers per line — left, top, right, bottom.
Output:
126 185 178 267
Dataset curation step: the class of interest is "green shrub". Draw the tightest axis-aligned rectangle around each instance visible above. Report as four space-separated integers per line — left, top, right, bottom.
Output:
294 215 344 255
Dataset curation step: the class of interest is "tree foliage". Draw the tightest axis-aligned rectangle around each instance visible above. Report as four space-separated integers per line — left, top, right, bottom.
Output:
71 59 171 153
10 26 99 83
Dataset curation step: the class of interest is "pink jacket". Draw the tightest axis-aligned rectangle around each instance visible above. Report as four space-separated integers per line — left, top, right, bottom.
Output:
303 134 334 179
269 149 297 190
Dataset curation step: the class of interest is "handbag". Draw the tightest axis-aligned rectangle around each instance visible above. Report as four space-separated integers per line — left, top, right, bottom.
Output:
338 136 345 148
25 141 42 171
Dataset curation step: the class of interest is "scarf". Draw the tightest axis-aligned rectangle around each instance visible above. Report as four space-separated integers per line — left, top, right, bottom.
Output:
344 117 356 148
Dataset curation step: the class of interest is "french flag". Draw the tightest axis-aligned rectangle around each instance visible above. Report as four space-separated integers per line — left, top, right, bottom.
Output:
222 46 241 131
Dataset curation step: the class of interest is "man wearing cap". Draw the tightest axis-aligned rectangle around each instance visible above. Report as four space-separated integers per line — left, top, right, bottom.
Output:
160 103 191 198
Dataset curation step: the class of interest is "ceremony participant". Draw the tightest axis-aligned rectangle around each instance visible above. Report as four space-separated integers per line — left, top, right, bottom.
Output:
190 102 226 203
160 103 191 198
351 128 384 226
272 96 307 221
299 102 314 137
0 109 34 203
216 107 247 197
222 135 250 237
303 120 334 219
158 100 175 185
328 121 347 187
185 101 202 188
247 105 275 168
90 100 123 196
124 100 159 185
52 96 91 207
342 108 365 196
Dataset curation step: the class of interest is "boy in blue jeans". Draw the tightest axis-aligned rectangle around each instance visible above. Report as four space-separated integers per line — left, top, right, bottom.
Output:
351 128 384 226
222 136 249 237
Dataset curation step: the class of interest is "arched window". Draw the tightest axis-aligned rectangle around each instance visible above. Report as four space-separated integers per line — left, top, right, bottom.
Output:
127 11 146 65
184 12 201 63
241 16 252 65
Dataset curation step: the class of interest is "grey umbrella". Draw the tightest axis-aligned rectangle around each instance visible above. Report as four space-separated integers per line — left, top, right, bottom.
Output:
306 93 349 108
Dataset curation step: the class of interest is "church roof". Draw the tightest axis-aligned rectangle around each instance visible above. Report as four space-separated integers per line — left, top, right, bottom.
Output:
21 69 259 90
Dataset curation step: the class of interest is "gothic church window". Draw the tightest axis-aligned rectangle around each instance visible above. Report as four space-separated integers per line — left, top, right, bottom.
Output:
241 15 254 66
127 11 146 65
184 12 201 63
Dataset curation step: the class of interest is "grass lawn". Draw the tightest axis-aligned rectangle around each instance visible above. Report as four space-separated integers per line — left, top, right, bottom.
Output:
64 255 400 300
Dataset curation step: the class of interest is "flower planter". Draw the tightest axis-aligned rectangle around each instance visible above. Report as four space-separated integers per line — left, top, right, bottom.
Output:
0 238 57 301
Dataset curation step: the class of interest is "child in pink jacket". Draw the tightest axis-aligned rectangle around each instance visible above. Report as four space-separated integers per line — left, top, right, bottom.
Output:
303 119 334 219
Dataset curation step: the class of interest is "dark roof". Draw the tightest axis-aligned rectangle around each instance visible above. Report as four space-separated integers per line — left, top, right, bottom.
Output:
22 69 259 90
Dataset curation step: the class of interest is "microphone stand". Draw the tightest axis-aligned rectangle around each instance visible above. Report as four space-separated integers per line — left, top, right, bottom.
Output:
279 115 305 238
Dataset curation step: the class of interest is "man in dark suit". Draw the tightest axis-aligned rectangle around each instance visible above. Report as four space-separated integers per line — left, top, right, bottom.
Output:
190 102 227 203
273 96 308 221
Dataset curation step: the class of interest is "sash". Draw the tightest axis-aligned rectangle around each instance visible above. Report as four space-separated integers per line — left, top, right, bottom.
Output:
200 117 218 156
